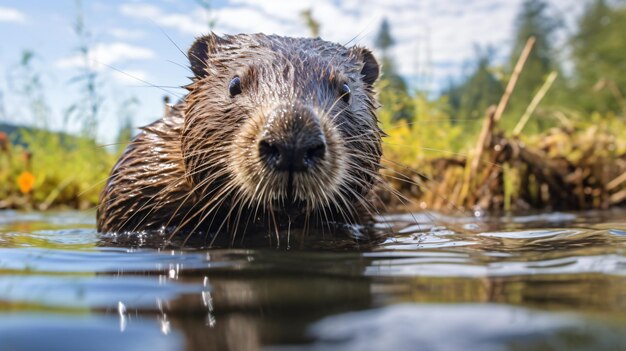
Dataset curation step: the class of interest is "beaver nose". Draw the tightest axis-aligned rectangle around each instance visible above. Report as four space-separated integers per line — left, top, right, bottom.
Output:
259 136 326 172
258 105 326 172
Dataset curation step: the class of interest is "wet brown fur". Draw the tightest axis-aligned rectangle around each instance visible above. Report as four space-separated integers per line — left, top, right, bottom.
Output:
97 33 382 242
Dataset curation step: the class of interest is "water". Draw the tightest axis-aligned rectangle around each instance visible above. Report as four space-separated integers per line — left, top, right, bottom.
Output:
1 210 626 351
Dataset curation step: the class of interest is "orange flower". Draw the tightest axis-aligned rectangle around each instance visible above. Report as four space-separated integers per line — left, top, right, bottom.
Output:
17 171 35 194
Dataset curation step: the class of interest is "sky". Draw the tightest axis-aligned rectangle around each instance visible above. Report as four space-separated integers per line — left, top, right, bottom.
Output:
0 0 586 142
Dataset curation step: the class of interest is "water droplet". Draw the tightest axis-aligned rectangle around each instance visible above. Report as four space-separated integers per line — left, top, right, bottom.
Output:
118 301 127 332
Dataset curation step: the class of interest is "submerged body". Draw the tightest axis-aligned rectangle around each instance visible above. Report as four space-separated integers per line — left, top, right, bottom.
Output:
97 33 382 243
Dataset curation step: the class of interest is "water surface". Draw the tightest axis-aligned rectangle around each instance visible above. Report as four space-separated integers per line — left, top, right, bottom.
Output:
1 209 626 350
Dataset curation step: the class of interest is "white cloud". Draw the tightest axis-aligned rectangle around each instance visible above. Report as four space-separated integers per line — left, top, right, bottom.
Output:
206 0 521 86
120 4 206 35
118 0 584 92
56 42 156 70
0 6 26 23
109 28 146 40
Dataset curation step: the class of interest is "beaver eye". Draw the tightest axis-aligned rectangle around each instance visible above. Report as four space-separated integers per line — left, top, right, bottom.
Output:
340 83 351 103
229 76 242 97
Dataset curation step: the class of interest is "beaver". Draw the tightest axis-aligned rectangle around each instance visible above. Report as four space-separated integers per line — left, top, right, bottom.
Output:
97 33 382 245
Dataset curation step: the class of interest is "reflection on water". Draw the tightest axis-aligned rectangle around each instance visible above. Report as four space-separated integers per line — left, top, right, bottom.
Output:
1 209 626 350
297 304 626 351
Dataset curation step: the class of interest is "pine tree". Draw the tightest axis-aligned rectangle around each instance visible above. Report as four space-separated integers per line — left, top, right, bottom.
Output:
443 47 503 133
570 0 626 114
374 17 405 91
375 19 394 56
464 49 502 117
505 0 562 130
374 18 413 122
300 9 320 37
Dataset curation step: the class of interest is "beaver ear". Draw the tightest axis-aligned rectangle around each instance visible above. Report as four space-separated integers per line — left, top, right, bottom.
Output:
353 48 379 86
188 33 229 78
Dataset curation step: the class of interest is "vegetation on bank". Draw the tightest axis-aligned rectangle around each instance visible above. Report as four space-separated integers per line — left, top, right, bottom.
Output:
0 0 624 214
378 0 626 212
0 129 114 210
380 80 626 213
0 1 117 211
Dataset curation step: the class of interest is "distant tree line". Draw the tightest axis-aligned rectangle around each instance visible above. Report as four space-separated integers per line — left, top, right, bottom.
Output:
374 0 626 135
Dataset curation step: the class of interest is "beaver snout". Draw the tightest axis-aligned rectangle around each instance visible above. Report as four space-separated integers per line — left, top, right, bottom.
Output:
258 105 326 172
258 138 325 172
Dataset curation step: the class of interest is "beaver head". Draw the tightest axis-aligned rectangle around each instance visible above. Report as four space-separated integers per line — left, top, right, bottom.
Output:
179 33 381 230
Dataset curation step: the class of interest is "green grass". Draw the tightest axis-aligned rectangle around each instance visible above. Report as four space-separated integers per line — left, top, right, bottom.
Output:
0 129 115 210
378 82 626 212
